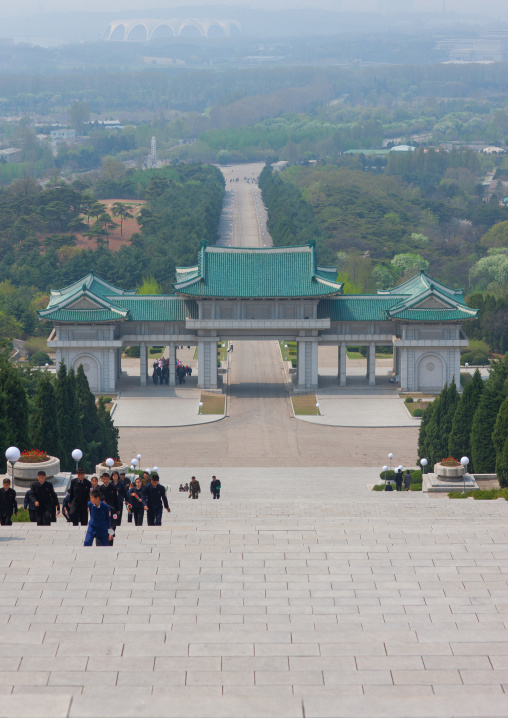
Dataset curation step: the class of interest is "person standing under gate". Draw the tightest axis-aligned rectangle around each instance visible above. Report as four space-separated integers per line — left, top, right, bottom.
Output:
68 468 91 526
210 476 221 500
142 474 170 526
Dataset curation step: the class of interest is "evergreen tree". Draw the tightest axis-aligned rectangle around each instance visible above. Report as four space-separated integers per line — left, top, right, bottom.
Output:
30 373 60 458
441 378 459 454
448 369 484 461
471 388 505 473
493 395 508 459
75 364 104 471
55 362 83 471
97 396 119 461
496 435 508 488
0 355 29 472
418 399 436 463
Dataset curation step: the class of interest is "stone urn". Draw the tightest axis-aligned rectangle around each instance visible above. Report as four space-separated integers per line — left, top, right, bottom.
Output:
94 461 130 476
12 455 61 486
434 461 465 482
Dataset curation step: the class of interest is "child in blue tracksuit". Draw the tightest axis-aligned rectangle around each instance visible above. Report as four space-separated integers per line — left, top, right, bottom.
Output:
84 490 113 547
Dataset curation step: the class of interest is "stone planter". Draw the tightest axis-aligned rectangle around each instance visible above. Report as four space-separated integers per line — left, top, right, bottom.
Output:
11 456 61 486
94 462 130 477
434 462 464 481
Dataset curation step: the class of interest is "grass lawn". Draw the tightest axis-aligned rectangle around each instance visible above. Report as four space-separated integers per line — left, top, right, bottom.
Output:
149 346 165 359
449 488 507 500
292 395 321 415
404 400 430 416
199 392 225 415
280 341 297 364
346 348 393 360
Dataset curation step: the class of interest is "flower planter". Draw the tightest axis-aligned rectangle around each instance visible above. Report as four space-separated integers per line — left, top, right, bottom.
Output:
94 462 130 477
434 462 465 481
11 456 61 486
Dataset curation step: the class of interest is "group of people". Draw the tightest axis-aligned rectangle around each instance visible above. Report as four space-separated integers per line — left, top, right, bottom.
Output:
385 468 412 492
178 476 221 500
151 358 192 386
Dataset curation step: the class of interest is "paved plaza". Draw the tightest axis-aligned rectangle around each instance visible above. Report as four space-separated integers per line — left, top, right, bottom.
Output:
3 471 508 717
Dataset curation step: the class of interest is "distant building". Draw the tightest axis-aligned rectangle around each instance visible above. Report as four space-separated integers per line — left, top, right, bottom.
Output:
50 129 76 141
437 31 508 63
0 147 23 163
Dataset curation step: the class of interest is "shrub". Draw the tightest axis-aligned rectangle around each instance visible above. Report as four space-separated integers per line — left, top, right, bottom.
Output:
29 351 52 366
379 469 396 481
149 346 163 355
461 351 489 366
12 508 30 522
405 397 414 403
124 346 140 358
413 408 424 417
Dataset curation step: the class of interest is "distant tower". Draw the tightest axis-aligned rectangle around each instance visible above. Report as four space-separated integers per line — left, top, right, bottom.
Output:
150 136 157 166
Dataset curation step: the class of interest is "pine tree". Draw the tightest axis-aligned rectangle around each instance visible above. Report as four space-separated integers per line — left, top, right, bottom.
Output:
471 388 504 473
493 395 508 459
55 362 83 471
441 378 459 455
0 359 29 453
30 373 60 458
75 364 104 470
448 369 484 461
418 399 436 464
496 435 508 488
97 396 119 461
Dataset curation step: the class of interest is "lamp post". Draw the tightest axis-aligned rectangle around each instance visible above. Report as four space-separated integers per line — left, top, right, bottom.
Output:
71 449 83 476
105 458 114 473
137 454 142 467
316 402 320 415
388 453 393 471
460 456 470 495
382 465 388 487
420 458 428 475
131 458 138 476
153 466 159 473
199 401 203 414
5 446 20 487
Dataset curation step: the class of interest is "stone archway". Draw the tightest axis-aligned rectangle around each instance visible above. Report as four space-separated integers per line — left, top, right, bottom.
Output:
73 355 100 392
417 353 445 393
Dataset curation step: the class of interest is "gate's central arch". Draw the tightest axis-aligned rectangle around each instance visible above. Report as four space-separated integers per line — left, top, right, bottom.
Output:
40 240 476 394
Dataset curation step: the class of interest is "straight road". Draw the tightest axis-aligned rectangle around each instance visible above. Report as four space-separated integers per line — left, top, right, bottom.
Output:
119 163 418 466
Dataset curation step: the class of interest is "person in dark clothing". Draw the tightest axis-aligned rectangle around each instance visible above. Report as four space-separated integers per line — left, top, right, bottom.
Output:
189 476 201 500
210 476 221 500
142 474 170 526
84 489 113 547
68 468 92 526
404 470 412 492
0 479 17 525
128 478 145 526
99 473 119 538
90 476 99 493
62 492 72 521
385 481 393 492
111 471 127 526
395 469 403 492
24 489 36 522
30 471 60 526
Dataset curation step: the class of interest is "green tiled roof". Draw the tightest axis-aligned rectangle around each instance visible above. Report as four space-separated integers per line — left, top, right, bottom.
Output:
318 296 404 322
42 309 126 323
389 308 476 322
115 297 197 321
174 242 343 298
47 272 135 308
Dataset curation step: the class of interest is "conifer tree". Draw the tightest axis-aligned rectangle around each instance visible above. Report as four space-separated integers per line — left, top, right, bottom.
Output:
471 388 504 473
418 399 436 463
448 369 484 461
496 435 508 488
30 373 60 458
97 396 119 461
55 362 83 471
75 364 104 470
0 355 29 471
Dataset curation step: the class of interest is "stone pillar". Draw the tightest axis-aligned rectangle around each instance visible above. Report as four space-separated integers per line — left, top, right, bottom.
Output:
366 346 370 380
108 348 116 392
453 348 461 390
198 341 218 389
168 343 176 387
368 343 376 387
338 342 346 386
140 343 147 387
297 340 318 390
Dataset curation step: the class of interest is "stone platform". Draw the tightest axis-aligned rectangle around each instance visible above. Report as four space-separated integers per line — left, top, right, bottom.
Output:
2 468 508 717
423 472 479 493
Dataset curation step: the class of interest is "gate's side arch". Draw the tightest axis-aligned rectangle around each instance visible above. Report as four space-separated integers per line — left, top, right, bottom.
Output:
72 354 100 392
416 353 446 393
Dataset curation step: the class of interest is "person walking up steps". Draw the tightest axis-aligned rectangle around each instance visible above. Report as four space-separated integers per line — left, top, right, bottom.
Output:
210 476 221 500
142 474 170 526
84 490 113 546
0 479 17 525
189 476 201 499
30 471 60 526
68 467 91 526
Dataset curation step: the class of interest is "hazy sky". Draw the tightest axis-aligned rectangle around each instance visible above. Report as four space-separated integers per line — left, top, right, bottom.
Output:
1 0 507 15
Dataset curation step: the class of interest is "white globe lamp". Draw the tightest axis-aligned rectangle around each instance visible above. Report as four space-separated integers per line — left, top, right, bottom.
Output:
105 458 115 470
5 446 20 486
460 456 470 494
420 458 428 474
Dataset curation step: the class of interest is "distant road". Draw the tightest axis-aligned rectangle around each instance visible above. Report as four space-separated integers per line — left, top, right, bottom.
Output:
217 162 271 248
